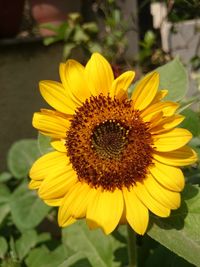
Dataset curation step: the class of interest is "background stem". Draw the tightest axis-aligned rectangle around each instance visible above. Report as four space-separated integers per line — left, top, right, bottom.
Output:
127 225 138 267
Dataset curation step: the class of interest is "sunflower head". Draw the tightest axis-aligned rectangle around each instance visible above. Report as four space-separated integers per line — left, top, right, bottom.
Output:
29 53 197 235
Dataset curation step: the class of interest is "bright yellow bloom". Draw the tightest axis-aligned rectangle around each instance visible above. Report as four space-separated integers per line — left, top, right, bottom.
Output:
29 53 197 235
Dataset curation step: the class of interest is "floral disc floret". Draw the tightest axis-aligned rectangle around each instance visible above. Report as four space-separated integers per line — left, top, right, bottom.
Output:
66 95 154 191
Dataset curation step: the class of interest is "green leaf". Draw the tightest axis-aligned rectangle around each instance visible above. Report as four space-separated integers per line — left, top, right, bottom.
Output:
156 58 188 101
145 245 194 267
74 26 89 43
147 184 200 266
0 203 10 224
25 245 67 267
10 183 51 231
0 184 11 204
62 220 122 267
180 109 200 137
38 133 53 155
7 139 40 179
36 232 51 244
15 230 38 260
25 246 50 267
0 172 12 183
63 43 76 59
58 252 91 267
82 22 98 33
0 237 8 259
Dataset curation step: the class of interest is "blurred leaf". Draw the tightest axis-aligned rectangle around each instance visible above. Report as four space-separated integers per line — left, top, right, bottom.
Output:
88 42 102 53
74 26 89 43
145 244 194 267
38 133 53 155
62 220 123 267
0 237 8 259
148 184 200 266
25 246 50 267
63 43 76 59
82 22 98 33
7 139 40 179
144 31 156 47
0 184 10 204
68 13 81 22
0 258 21 267
43 36 60 46
25 245 67 267
180 109 200 136
39 23 59 33
58 252 90 267
9 237 18 262
0 172 12 183
0 204 10 224
36 232 51 244
15 230 37 260
113 9 121 24
10 183 51 231
156 58 188 101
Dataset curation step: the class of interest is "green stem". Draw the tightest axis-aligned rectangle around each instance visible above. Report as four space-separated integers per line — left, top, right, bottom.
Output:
127 225 138 267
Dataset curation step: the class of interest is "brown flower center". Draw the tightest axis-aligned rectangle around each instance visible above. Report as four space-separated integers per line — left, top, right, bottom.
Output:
91 120 129 160
66 95 154 191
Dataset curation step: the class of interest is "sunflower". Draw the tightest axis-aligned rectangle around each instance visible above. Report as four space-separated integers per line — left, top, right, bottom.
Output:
29 53 197 235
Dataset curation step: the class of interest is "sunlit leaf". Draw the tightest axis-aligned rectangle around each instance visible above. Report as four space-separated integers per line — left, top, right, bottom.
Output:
156 58 188 101
148 184 200 266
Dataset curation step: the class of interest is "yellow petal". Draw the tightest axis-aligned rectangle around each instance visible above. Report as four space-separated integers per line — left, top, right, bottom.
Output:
51 139 67 152
38 168 78 200
40 108 73 120
58 182 95 226
61 60 91 103
151 89 168 104
58 209 76 227
110 71 135 98
131 72 159 110
85 53 114 96
123 187 149 235
153 146 198 166
44 197 64 207
29 151 69 181
150 160 185 191
143 174 181 209
39 80 77 115
153 128 192 152
133 182 170 217
87 188 123 234
141 102 179 122
29 179 42 189
33 111 70 139
150 115 185 133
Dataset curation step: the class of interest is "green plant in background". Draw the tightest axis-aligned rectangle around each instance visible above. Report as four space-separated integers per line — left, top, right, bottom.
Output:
95 0 129 64
0 59 200 267
138 30 169 72
166 0 200 22
42 13 101 59
42 0 129 64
